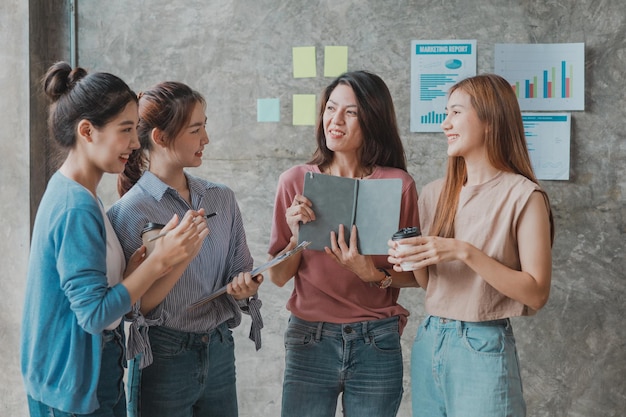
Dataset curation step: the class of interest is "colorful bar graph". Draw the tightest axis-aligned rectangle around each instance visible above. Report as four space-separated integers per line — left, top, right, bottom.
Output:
514 61 573 99
495 43 584 111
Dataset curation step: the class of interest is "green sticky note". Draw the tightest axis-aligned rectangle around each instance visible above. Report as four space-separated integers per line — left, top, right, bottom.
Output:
293 94 317 126
257 98 280 122
293 46 317 78
324 46 348 77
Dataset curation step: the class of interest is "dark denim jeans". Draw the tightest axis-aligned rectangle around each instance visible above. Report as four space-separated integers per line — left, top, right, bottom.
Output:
281 315 404 417
27 326 126 417
127 323 237 417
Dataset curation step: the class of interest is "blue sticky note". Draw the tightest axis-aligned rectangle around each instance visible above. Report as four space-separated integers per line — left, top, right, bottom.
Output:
257 98 280 122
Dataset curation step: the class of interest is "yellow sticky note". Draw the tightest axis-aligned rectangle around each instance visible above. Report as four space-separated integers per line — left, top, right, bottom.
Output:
293 46 317 78
293 94 317 126
324 46 348 77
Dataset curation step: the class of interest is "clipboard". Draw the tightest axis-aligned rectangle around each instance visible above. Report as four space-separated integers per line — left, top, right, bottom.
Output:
187 240 310 310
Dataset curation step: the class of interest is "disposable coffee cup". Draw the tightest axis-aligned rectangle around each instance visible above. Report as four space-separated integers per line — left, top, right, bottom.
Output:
391 227 421 271
141 222 165 257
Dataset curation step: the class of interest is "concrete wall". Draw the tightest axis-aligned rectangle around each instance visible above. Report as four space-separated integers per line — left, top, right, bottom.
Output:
2 0 625 416
1 0 30 414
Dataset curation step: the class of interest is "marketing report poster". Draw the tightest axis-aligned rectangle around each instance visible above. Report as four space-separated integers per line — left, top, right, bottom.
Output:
410 39 477 132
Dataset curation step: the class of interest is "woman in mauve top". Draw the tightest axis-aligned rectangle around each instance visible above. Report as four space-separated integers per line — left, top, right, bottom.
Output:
388 74 554 417
268 71 420 417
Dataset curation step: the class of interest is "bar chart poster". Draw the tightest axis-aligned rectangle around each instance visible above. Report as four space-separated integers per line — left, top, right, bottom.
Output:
410 40 476 132
523 113 571 180
495 43 585 111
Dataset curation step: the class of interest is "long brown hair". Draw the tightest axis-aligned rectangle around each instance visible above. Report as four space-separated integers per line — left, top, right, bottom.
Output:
117 81 205 196
308 71 407 171
431 74 554 243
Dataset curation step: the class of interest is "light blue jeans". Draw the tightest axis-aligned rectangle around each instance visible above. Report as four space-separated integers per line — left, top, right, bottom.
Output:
411 315 526 417
27 326 126 417
127 323 237 417
281 315 404 417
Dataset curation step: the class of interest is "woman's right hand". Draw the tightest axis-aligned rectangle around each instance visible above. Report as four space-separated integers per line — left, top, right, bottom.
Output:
285 194 315 240
121 210 209 306
151 210 209 274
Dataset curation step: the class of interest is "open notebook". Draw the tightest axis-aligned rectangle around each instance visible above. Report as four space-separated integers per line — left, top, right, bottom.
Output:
298 172 402 255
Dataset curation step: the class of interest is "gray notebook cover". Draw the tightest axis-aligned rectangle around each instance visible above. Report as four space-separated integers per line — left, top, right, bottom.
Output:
298 172 402 255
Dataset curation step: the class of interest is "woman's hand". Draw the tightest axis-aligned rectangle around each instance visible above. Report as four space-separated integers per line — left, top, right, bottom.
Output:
123 246 147 278
325 224 379 282
121 210 209 306
285 194 315 241
151 210 210 273
387 235 463 271
387 235 461 290
227 271 264 300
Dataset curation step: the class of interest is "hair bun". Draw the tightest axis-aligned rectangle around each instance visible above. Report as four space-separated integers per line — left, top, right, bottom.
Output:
42 61 88 102
67 67 88 89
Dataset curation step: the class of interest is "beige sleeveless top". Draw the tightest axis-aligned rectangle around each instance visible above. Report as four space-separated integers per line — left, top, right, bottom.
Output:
419 171 547 322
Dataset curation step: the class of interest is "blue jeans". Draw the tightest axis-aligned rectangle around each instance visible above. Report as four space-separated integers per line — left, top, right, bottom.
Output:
27 326 126 417
411 315 526 417
282 315 404 417
127 323 238 417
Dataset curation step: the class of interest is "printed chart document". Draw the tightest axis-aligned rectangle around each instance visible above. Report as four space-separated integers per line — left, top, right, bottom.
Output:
298 172 402 255
523 113 571 180
494 43 585 111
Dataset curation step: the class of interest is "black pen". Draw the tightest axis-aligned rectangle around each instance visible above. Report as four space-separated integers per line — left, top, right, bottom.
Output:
148 212 217 242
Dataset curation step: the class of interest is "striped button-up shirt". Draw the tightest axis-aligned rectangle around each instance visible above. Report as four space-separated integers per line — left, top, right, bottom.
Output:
107 171 261 366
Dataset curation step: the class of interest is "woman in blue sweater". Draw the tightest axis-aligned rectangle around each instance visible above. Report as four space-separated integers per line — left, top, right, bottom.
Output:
20 62 209 417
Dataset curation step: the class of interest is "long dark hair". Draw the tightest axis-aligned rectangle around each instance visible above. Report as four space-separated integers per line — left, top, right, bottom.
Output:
308 70 407 172
118 81 206 196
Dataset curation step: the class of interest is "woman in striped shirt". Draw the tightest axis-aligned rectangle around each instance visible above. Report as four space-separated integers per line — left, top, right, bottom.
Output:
107 81 263 417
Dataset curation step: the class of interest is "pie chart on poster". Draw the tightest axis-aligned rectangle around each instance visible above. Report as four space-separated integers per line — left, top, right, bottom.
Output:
445 59 463 70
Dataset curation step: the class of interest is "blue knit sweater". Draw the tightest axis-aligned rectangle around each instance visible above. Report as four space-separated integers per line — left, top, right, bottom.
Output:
20 172 131 414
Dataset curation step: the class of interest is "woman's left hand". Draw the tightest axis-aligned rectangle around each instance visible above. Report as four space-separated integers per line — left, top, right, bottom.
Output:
388 235 463 272
227 271 264 300
325 224 376 279
123 246 147 279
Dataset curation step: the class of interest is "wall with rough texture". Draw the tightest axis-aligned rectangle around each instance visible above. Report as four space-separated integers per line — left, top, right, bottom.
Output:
0 0 30 414
2 1 625 416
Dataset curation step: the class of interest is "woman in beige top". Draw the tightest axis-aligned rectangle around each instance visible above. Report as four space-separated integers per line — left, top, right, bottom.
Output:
388 73 554 417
